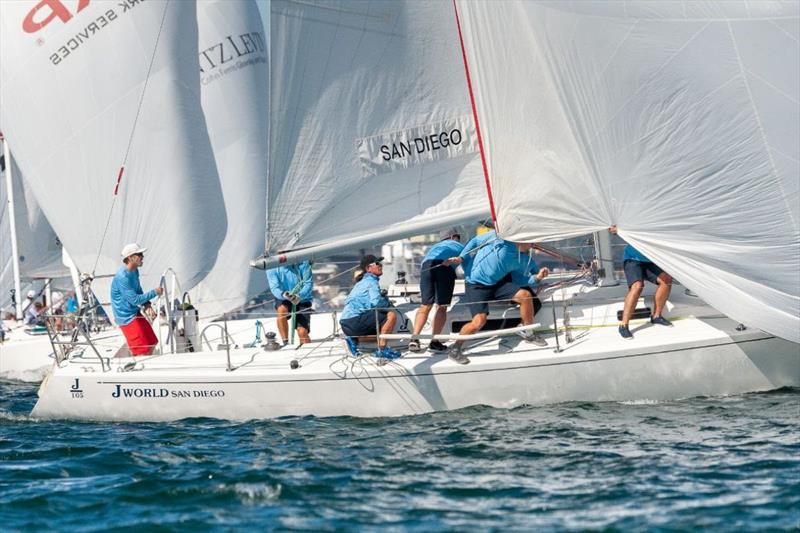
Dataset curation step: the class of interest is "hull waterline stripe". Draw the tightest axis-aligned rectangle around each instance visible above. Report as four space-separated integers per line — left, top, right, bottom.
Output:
90 336 777 386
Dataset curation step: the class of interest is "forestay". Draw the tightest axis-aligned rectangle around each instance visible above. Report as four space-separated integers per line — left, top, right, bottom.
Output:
190 0 269 317
265 0 488 264
457 1 800 342
0 0 227 307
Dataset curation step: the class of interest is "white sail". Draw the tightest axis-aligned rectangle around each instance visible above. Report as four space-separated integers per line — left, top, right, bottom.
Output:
457 1 800 342
190 0 269 317
264 0 488 265
0 0 227 301
1 146 68 311
7 155 68 280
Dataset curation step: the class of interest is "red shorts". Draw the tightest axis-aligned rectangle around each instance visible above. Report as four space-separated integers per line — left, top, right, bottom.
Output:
120 315 158 355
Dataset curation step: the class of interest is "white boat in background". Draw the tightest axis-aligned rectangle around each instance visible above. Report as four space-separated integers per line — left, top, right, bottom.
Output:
25 0 800 420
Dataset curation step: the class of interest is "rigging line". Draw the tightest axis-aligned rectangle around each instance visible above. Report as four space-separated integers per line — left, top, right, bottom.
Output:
91 0 172 276
452 0 497 226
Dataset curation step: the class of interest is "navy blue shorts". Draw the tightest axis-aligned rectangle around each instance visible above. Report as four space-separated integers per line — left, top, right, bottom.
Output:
464 281 533 316
420 260 457 305
623 260 664 287
340 309 388 337
275 300 313 331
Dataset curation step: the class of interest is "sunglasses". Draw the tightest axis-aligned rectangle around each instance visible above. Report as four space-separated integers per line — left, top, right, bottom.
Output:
369 262 383 268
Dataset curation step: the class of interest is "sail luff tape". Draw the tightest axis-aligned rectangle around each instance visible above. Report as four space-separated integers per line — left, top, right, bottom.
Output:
113 166 125 196
452 0 498 227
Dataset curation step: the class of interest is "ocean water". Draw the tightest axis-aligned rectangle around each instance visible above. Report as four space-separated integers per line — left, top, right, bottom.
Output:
1 381 798 532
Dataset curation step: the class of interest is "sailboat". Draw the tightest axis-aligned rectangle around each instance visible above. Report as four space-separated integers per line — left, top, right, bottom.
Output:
26 0 800 421
0 0 272 377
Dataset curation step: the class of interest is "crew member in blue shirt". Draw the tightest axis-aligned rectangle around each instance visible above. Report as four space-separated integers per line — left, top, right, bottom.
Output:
267 260 314 345
409 227 463 353
451 219 497 278
110 243 164 355
339 254 400 359
609 225 673 339
447 239 550 364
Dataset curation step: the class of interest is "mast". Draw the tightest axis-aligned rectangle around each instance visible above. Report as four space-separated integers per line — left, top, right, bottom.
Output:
1 134 23 319
593 231 618 286
62 248 84 309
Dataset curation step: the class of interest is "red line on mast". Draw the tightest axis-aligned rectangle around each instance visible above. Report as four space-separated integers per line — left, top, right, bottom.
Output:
452 0 498 225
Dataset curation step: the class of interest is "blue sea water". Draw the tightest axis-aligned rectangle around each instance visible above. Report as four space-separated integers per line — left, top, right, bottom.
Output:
1 381 798 532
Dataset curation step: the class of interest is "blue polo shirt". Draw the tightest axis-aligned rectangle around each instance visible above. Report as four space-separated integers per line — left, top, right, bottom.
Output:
423 239 464 268
110 267 157 326
623 244 651 263
340 273 390 320
266 261 314 303
459 230 498 277
467 239 534 287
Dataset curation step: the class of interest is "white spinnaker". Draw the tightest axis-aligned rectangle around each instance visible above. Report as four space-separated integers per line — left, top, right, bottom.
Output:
0 0 227 306
267 0 487 261
457 1 800 343
191 0 269 318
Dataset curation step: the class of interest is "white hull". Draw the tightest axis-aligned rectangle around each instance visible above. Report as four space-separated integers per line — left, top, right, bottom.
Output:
0 325 54 382
0 310 324 383
32 285 800 421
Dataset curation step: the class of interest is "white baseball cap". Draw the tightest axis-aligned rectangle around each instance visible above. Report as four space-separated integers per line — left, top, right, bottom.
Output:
120 243 147 259
26 290 36 298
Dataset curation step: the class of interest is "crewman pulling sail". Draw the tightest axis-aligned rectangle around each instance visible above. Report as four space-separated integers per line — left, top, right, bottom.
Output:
266 260 314 345
408 227 463 353
446 239 550 365
609 225 673 339
110 243 164 356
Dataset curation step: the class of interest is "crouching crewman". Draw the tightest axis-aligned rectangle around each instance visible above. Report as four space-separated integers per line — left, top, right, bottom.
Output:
339 255 400 359
446 239 549 365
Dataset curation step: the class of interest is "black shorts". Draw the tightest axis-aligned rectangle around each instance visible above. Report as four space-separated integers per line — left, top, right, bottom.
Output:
623 260 664 287
464 281 533 316
340 309 388 337
420 259 457 305
275 300 313 331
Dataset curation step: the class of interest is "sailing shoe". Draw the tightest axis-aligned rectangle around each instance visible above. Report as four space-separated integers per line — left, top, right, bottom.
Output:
428 340 449 353
618 325 633 339
374 346 402 360
448 344 470 365
408 339 423 352
344 336 361 356
521 331 548 347
651 316 673 327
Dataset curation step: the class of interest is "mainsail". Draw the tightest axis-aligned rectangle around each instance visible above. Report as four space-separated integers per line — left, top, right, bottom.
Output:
190 0 269 317
261 0 488 267
0 0 227 303
456 1 800 342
